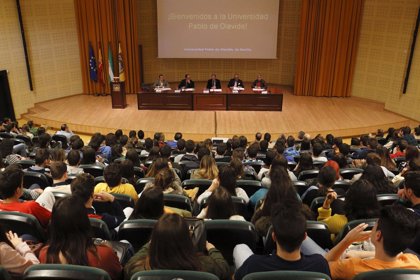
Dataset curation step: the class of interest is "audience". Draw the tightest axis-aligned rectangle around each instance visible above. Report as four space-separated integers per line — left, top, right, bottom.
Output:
190 155 219 180
129 187 165 220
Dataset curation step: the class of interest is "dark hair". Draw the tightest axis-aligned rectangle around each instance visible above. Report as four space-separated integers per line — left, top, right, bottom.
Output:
35 148 50 165
46 196 94 265
300 139 311 151
295 153 314 174
148 214 201 270
286 136 295 148
176 139 186 151
239 136 248 148
232 148 245 161
110 144 123 163
71 173 95 203
81 147 96 164
270 154 288 170
271 200 306 253
247 143 259 158
120 160 135 183
344 180 380 221
404 171 420 197
105 133 117 146
406 145 419 162
259 140 269 152
50 148 66 162
376 205 419 257
129 130 136 138
338 143 350 156
263 149 276 166
147 147 160 161
126 149 140 166
71 138 84 150
120 135 129 146
50 161 67 180
351 137 361 146
206 187 235 219
185 140 195 153
255 132 262 141
318 166 337 188
229 157 244 179
312 143 323 157
326 134 334 145
104 163 122 188
332 153 348 169
154 168 174 191
137 130 145 140
38 133 51 148
197 147 211 161
174 132 183 141
160 145 172 158
216 143 227 156
0 139 14 157
144 138 153 150
274 140 285 154
264 132 271 142
130 188 164 220
218 165 237 196
360 165 395 194
0 164 23 199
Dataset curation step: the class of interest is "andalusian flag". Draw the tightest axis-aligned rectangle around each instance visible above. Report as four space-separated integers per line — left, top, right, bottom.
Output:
108 43 114 82
88 42 97 82
118 42 125 82
97 43 105 85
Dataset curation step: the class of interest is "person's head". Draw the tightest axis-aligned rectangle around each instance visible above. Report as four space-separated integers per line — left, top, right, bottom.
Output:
70 173 95 203
351 137 361 146
67 150 81 167
146 157 169 177
286 136 295 148
104 163 122 188
206 187 235 219
338 143 350 156
232 148 245 161
146 214 200 270
35 148 50 166
198 155 219 179
247 143 259 159
259 140 269 152
406 145 420 162
120 159 135 181
129 130 137 139
154 168 174 191
126 149 140 166
46 196 93 265
211 73 216 79
50 148 66 162
229 157 244 179
144 138 153 150
147 146 160 161
255 132 262 141
105 133 117 147
60 124 69 132
185 140 195 153
234 73 240 80
296 153 313 171
176 138 186 151
37 126 46 136
231 137 240 150
323 160 340 180
50 161 67 181
38 132 51 148
0 164 24 199
415 127 420 136
271 200 306 253
0 139 14 157
344 179 380 221
184 74 190 80
312 143 323 157
131 187 164 220
81 146 96 164
120 135 129 146
318 166 337 189
360 134 369 146
270 154 288 171
71 138 84 150
238 136 247 148
401 126 411 136
115 129 123 140
138 130 145 140
300 138 311 151
371 205 419 257
263 149 276 166
197 147 211 161
264 132 271 142
216 142 227 156
367 138 378 150
218 165 237 196
174 132 183 141
158 74 164 81
404 171 420 203
361 165 394 194
397 139 408 152
331 153 347 169
159 145 172 159
27 120 34 128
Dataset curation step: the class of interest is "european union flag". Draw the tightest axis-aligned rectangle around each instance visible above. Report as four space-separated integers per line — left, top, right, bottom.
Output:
89 43 97 82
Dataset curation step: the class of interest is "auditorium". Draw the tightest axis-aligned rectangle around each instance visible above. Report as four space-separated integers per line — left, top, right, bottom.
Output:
1 0 420 279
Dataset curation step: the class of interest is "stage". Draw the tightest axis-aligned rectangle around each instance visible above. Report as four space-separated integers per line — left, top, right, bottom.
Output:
22 92 414 141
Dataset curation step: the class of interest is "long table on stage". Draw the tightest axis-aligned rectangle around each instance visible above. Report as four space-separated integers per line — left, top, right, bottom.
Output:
137 88 283 111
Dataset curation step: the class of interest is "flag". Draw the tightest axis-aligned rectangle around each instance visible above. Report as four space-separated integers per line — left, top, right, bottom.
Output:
97 43 105 85
118 42 125 82
108 43 114 82
89 42 97 82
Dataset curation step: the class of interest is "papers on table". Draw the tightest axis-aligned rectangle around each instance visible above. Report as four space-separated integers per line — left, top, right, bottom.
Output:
154 87 171 93
210 89 222 92
252 88 264 92
182 88 195 92
233 87 245 91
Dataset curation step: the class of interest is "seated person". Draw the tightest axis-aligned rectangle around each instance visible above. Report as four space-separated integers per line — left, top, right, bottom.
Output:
252 74 267 89
176 140 198 163
144 158 183 195
234 200 330 280
94 163 138 202
27 148 50 174
0 225 39 277
190 155 219 180
55 123 74 142
66 149 84 176
38 197 122 280
72 173 125 230
0 164 52 227
206 73 221 89
324 205 420 279
124 213 230 280
153 74 169 88
228 73 244 88
178 74 195 89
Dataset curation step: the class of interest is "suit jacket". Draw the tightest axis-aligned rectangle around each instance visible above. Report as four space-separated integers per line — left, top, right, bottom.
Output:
206 79 222 89
252 79 267 89
178 79 195 89
153 79 169 88
228 78 244 88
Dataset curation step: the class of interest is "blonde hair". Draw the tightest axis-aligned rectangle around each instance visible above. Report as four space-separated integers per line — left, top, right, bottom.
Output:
197 155 218 180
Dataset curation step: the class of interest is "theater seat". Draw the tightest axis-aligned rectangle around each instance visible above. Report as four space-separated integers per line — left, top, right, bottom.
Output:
79 164 104 178
131 270 218 280
376 194 399 208
16 159 36 169
334 218 377 245
298 170 319 181
135 178 154 194
52 134 68 149
0 211 46 242
306 221 333 250
182 179 212 197
23 264 111 280
204 220 258 265
236 180 262 197
112 193 135 209
118 219 157 251
200 196 248 219
242 271 331 280
339 168 364 180
23 171 51 189
353 269 420 280
89 218 112 240
163 193 192 212
0 267 11 280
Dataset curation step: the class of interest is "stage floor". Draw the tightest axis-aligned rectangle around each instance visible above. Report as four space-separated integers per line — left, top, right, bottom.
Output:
22 93 414 141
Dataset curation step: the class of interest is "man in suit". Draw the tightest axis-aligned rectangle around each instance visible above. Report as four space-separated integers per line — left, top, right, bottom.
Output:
228 73 244 88
153 74 169 88
178 74 195 89
252 74 267 89
206 73 222 89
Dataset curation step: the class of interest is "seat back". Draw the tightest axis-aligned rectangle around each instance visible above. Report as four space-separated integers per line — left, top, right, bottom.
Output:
23 264 111 280
310 197 326 214
181 179 212 197
236 180 262 197
163 194 192 212
118 219 157 251
334 218 377 245
0 267 11 280
333 180 351 193
243 161 264 173
242 271 331 280
131 270 219 280
133 166 144 178
0 211 46 242
52 191 71 201
306 221 333 249
204 220 258 265
16 159 36 169
298 169 319 181
339 168 364 180
0 132 14 138
16 134 32 146
89 218 112 240
23 171 51 189
112 193 135 209
52 134 68 149
200 196 248 218
293 181 308 196
79 164 104 177
377 194 399 208
353 269 420 280
135 178 154 194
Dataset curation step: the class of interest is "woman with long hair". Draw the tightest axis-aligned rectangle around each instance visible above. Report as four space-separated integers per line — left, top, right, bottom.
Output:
0 224 39 276
191 155 219 180
38 197 122 280
293 152 315 176
360 165 396 194
376 146 397 172
130 187 165 220
144 158 183 195
124 214 229 280
317 179 380 236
